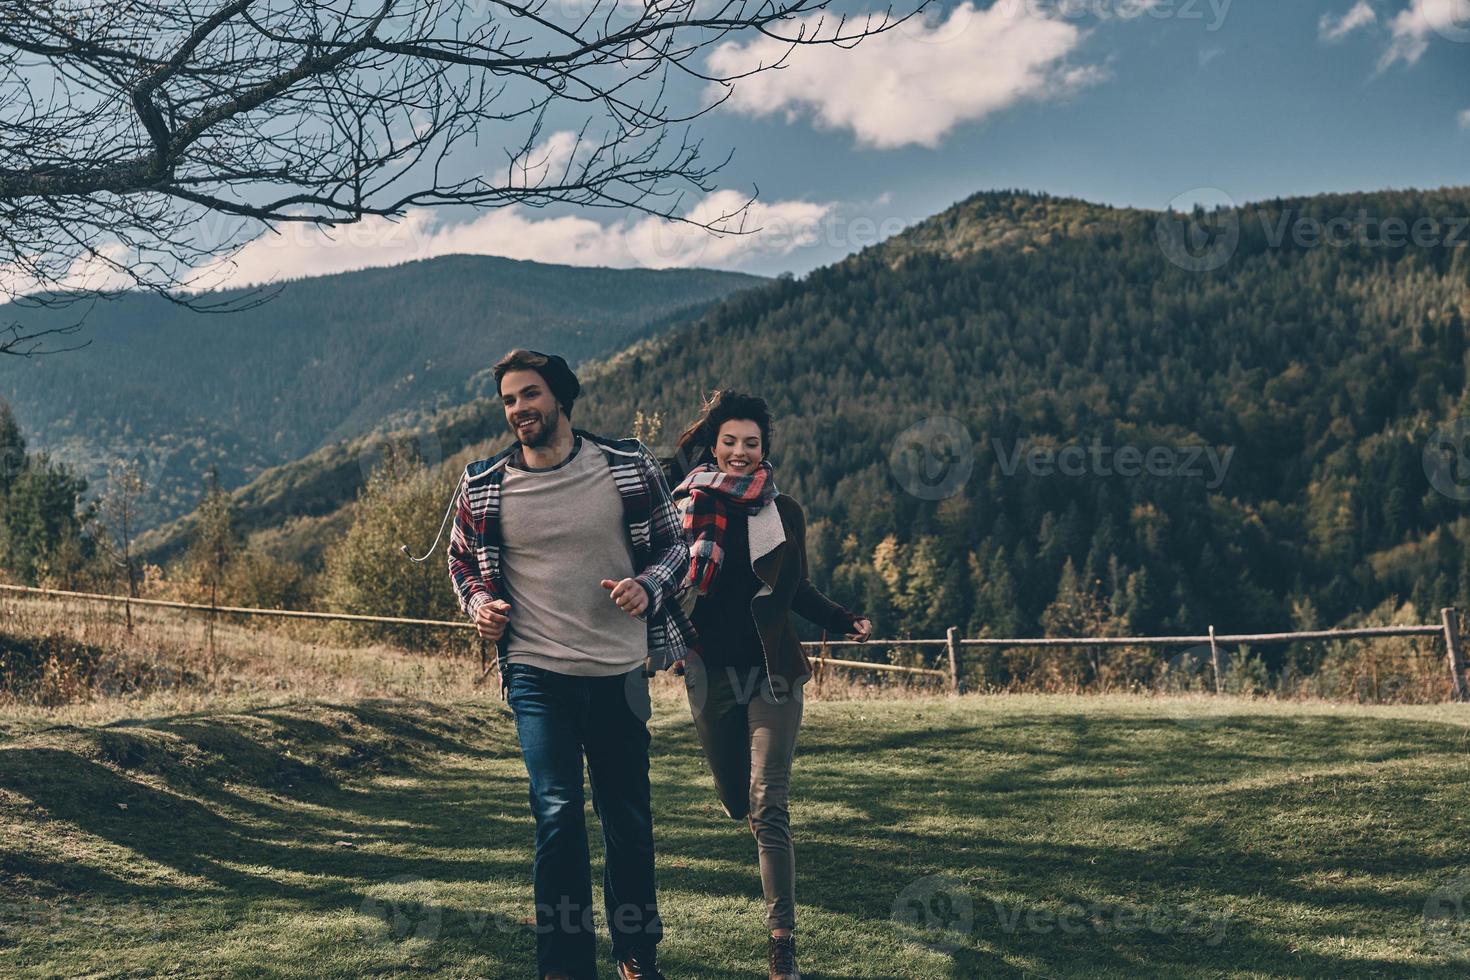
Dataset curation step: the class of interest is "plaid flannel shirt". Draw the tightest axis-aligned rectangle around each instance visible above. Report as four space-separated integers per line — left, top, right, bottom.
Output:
447 428 696 696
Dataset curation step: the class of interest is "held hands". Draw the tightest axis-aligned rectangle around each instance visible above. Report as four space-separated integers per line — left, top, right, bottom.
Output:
473 598 512 642
601 577 650 618
847 617 874 642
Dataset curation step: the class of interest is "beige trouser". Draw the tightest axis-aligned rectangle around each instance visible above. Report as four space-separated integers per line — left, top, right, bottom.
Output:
685 657 805 932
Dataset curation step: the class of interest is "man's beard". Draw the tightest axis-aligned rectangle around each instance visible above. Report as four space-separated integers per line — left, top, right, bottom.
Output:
513 405 561 448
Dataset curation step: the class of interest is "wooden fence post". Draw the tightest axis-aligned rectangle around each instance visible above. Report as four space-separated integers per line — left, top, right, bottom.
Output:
947 626 962 694
1442 607 1467 702
1208 624 1223 695
815 630 828 694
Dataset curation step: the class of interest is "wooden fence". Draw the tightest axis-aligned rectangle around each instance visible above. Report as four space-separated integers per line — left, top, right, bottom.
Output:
2 583 1465 700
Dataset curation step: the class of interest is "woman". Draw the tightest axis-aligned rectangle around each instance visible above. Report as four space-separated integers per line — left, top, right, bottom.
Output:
668 390 872 980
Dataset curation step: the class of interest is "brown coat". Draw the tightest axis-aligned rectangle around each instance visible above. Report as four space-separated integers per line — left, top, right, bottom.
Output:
707 493 858 695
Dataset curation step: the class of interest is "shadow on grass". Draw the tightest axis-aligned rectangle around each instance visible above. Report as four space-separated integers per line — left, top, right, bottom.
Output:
2 699 1469 977
756 708 1470 978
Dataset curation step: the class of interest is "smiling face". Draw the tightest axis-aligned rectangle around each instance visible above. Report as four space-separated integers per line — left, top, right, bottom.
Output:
713 418 764 475
500 368 563 448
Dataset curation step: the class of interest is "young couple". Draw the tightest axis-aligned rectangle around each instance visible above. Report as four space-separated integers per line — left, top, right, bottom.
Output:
447 349 873 980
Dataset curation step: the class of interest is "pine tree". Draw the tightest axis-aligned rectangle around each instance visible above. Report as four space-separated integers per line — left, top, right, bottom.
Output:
1 453 91 586
0 399 26 499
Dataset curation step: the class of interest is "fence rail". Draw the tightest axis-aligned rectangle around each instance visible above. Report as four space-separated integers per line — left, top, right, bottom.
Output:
2 583 1464 700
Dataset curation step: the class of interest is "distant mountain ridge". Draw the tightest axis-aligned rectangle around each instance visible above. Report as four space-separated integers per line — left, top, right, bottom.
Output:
0 254 762 532
143 187 1470 645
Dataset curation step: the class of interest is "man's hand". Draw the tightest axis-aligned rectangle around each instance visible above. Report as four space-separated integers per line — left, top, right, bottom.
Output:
847 617 874 642
473 598 512 641
601 577 649 617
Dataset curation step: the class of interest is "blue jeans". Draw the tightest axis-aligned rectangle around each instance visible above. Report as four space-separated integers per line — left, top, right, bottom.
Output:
504 662 663 979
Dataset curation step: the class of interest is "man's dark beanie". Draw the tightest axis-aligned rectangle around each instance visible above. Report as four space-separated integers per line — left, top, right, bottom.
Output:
495 349 581 414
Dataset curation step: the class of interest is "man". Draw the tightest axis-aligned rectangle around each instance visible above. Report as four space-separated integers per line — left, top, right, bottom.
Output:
447 348 692 980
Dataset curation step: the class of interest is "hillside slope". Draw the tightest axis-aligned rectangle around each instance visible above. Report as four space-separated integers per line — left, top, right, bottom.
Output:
0 255 761 531
577 187 1470 642
150 188 1470 650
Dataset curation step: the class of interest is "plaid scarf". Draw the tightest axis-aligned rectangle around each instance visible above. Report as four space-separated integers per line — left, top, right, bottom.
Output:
673 460 778 594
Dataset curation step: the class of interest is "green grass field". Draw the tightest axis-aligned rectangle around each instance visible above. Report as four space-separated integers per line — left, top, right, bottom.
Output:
3 693 1470 978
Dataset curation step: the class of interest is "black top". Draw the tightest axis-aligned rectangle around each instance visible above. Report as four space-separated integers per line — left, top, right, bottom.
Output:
690 508 766 671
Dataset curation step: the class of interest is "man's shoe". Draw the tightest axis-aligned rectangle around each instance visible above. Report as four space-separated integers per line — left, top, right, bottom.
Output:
768 933 799 980
617 947 666 980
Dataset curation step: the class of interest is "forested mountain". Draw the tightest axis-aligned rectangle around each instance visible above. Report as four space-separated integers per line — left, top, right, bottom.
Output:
0 255 761 531
133 393 508 566
145 188 1470 662
575 188 1470 648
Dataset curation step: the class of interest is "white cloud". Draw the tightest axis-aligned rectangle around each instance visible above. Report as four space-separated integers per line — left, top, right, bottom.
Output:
1380 0 1470 68
0 242 136 299
1459 107 1470 128
1 130 838 296
185 190 834 289
703 2 1102 150
493 130 581 189
1319 1 1377 41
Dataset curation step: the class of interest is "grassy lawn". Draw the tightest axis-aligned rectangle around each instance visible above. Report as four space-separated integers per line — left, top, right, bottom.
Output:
3 692 1470 978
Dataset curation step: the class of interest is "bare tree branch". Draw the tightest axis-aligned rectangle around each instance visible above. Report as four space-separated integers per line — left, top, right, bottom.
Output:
0 0 920 353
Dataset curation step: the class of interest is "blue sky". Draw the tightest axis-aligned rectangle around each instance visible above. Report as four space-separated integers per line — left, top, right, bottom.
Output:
197 0 1469 284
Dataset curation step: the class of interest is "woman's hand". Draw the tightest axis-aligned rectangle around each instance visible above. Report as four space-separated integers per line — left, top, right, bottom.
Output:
846 617 873 642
